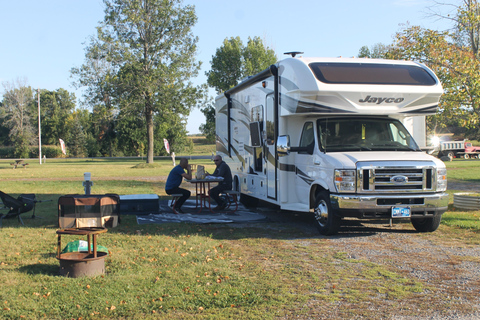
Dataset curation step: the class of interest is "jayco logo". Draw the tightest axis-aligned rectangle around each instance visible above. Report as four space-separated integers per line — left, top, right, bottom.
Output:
359 95 404 104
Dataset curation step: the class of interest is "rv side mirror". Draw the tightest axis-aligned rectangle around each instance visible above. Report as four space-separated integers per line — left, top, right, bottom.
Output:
277 135 290 157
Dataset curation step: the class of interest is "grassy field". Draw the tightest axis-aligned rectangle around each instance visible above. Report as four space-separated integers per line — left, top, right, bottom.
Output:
0 154 479 319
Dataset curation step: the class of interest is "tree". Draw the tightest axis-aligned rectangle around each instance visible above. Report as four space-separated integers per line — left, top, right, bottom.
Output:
357 43 390 58
1 79 35 157
37 88 76 145
389 22 480 138
204 36 277 136
206 36 277 94
71 36 119 156
206 37 243 94
66 113 87 157
73 0 204 163
199 102 215 143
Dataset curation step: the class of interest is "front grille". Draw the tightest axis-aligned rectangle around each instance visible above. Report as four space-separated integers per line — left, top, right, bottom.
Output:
357 162 436 193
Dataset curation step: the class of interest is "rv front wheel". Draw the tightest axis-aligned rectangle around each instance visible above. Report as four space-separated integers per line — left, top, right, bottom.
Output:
313 192 341 236
411 215 442 232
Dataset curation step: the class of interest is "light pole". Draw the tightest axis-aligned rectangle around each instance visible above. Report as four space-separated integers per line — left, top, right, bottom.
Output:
38 88 42 164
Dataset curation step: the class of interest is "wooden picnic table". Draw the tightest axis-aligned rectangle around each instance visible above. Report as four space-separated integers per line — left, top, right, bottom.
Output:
10 160 29 169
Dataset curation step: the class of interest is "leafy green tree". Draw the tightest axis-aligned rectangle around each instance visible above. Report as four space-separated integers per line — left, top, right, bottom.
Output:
37 88 76 145
71 36 118 156
386 1 480 139
1 79 35 157
199 103 215 143
243 37 277 76
389 24 480 138
0 101 11 145
90 104 118 157
206 36 277 94
66 113 87 157
116 111 146 156
206 37 244 94
154 109 191 155
204 36 277 136
88 0 204 163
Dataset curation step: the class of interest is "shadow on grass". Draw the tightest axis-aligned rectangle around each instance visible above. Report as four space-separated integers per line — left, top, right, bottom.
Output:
18 263 59 276
1 192 423 241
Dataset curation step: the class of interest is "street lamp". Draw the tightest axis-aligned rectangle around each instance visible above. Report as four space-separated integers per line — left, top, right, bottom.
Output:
37 88 42 165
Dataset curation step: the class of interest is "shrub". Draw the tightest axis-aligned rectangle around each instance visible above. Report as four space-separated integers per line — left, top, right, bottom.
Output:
30 146 64 158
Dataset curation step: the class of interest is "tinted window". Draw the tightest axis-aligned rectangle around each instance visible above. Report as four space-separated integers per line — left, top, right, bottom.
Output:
317 117 420 152
309 62 436 86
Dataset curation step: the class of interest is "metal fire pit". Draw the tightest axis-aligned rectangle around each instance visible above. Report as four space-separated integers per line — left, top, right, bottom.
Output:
56 227 108 278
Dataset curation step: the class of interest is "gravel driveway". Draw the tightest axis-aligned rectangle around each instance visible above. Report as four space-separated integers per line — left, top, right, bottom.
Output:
253 182 480 320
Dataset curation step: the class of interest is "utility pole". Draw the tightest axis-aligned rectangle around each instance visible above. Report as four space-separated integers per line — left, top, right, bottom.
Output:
38 88 42 165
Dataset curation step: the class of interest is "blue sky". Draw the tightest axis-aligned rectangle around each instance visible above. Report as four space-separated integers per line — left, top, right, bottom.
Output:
0 0 453 134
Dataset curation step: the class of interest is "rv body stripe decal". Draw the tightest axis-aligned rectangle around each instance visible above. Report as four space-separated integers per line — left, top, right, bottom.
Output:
400 105 438 114
295 167 315 185
280 94 354 114
278 163 314 185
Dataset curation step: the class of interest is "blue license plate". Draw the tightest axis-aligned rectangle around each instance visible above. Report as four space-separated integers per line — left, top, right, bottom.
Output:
391 207 411 218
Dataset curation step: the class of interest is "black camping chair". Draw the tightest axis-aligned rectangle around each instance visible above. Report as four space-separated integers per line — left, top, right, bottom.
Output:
0 191 48 227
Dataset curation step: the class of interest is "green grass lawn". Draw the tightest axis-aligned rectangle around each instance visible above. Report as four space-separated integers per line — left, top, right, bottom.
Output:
0 155 479 319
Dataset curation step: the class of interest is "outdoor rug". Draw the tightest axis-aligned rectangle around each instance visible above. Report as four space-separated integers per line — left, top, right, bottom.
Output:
136 199 268 225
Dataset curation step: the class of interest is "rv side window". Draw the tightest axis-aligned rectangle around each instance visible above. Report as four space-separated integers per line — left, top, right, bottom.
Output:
299 122 315 154
309 63 437 86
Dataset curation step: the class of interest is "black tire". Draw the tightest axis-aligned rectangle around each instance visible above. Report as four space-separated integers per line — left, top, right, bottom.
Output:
313 191 341 236
411 215 442 232
447 151 455 159
239 194 259 208
464 154 470 159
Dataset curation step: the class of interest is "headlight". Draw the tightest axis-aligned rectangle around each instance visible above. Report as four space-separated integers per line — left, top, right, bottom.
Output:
437 168 447 192
335 169 356 193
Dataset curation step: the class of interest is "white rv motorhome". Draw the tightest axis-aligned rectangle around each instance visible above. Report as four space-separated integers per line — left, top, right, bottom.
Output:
215 55 448 235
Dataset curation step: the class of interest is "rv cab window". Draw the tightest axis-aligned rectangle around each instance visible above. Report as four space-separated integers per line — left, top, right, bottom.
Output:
317 117 420 152
299 122 315 154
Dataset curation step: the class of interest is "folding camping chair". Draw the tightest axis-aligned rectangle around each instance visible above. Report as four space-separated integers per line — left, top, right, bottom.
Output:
0 191 49 227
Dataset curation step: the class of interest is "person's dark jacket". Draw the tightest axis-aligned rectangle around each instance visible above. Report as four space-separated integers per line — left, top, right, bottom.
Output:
211 161 232 190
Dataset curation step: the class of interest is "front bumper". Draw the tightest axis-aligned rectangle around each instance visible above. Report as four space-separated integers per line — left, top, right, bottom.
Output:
330 192 449 219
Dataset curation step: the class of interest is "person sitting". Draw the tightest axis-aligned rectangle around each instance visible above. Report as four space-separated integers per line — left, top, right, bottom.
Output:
165 158 192 214
206 155 232 211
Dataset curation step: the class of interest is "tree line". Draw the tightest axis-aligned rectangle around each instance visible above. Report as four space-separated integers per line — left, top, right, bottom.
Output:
0 78 194 158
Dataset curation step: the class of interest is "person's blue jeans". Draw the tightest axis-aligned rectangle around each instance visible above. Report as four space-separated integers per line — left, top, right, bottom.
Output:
166 187 191 209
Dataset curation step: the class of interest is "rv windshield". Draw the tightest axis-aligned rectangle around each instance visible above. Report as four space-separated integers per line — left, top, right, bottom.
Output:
317 118 420 152
309 62 437 85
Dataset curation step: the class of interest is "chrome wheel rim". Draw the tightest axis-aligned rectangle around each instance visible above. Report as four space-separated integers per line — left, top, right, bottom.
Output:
314 200 329 227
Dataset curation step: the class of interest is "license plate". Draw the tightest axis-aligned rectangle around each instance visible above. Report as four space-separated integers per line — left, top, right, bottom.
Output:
391 207 411 218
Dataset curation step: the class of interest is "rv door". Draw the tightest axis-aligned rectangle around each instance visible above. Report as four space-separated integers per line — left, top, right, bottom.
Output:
265 94 276 199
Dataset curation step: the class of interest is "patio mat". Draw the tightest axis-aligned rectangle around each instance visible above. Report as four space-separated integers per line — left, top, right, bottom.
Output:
136 199 267 224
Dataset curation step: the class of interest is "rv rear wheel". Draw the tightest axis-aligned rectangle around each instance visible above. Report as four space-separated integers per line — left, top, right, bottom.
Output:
239 194 259 208
313 192 341 236
411 215 442 232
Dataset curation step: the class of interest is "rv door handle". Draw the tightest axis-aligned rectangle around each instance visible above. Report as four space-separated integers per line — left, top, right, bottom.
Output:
314 160 321 165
